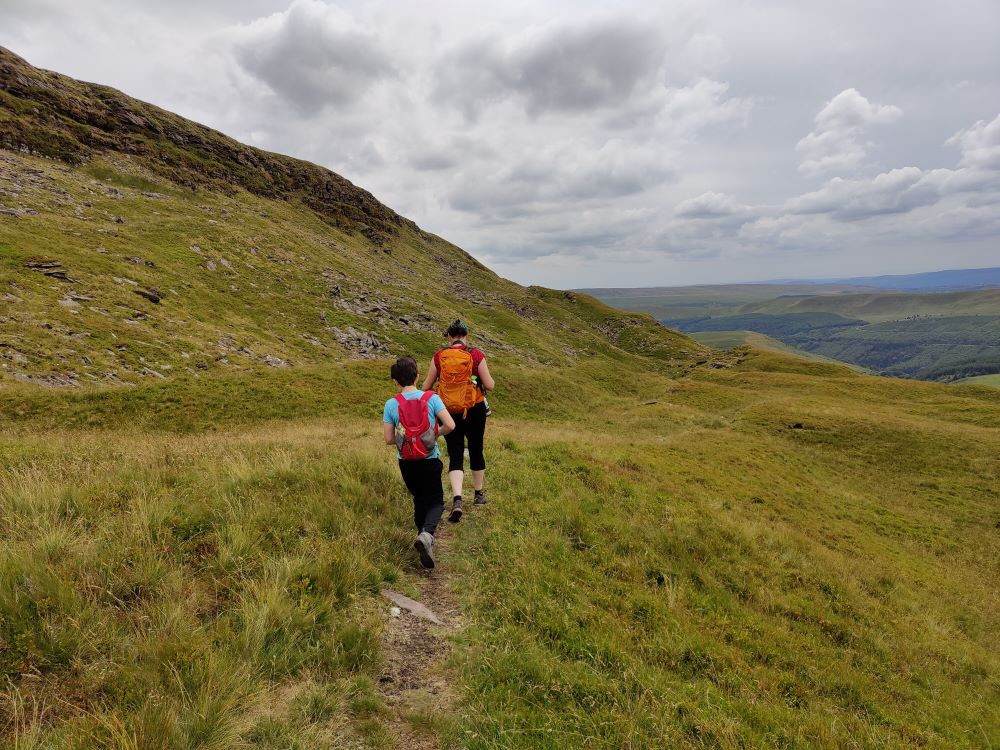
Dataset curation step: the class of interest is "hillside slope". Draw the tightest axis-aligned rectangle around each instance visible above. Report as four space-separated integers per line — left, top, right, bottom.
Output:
0 46 700 387
1 48 999 750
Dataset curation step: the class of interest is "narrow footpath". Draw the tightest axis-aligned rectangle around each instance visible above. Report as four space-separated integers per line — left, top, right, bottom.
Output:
377 519 463 748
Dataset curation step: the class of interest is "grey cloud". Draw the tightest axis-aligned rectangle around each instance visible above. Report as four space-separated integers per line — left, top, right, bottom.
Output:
434 17 667 118
229 0 394 115
448 147 676 218
796 89 901 176
675 191 748 218
409 151 460 172
916 205 1000 241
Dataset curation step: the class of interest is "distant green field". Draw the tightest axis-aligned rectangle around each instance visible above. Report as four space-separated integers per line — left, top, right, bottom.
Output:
588 285 1000 323
582 284 871 320
691 330 867 371
958 373 1000 387
592 283 1000 382
741 288 1000 323
678 314 1000 381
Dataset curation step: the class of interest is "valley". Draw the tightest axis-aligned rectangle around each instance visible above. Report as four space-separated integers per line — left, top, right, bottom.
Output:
588 283 1000 383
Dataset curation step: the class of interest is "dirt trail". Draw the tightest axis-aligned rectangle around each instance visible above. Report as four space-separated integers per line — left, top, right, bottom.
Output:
377 519 463 749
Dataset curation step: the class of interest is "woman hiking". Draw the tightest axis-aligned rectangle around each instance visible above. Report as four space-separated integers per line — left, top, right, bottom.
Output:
422 320 495 523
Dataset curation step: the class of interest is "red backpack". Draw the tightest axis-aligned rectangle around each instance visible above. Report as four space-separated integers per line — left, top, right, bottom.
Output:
395 392 438 460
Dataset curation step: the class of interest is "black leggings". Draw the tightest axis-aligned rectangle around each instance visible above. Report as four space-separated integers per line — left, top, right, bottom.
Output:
398 458 444 534
444 402 487 473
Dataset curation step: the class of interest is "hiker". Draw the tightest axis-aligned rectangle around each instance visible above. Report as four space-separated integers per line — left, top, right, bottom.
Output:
384 356 455 569
422 320 495 523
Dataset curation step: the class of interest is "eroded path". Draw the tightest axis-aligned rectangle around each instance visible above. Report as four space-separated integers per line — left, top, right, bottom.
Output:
377 521 463 748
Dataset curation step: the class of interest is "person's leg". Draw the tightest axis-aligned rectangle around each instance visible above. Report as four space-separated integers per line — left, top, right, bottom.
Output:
444 413 465 497
399 460 426 532
411 459 444 569
414 495 428 533
465 403 488 499
402 460 434 567
418 458 445 534
443 412 466 520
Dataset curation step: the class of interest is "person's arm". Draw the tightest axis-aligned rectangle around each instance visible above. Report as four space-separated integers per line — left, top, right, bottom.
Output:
436 408 456 436
477 359 495 392
422 359 438 391
384 422 396 446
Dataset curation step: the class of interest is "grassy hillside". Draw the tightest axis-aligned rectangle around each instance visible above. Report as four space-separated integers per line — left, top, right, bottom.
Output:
0 45 699 388
580 284 872 321
590 280 1000 382
2 47 1000 749
2 353 998 749
956 373 1000 388
585 284 1000 323
671 313 1000 381
691 330 869 371
738 288 1000 323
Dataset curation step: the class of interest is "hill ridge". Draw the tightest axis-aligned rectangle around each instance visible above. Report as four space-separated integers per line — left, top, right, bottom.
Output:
0 47 704 388
0 46 410 247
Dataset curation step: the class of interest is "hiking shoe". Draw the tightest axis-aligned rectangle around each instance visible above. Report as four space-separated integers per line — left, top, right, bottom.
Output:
414 532 435 569
474 490 488 506
448 497 463 523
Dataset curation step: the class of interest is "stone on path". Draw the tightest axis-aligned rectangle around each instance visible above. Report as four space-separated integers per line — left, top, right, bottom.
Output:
380 589 442 625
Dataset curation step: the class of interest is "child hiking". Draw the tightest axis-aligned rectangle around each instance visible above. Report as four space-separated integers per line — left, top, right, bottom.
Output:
383 356 455 569
422 320 495 523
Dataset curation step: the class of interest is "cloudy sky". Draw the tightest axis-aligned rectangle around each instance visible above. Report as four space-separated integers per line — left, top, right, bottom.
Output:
3 0 999 287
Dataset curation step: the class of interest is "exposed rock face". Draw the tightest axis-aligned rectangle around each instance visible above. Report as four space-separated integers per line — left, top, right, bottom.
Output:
329 326 387 358
0 46 411 246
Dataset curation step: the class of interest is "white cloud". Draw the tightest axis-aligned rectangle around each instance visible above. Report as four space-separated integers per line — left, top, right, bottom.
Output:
947 113 1000 170
786 167 939 220
795 88 902 176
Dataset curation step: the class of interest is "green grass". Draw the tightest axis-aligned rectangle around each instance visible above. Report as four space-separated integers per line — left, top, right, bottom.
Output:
0 419 410 748
586 284 1000 323
740 288 1000 322
957 373 1000 388
449 355 1000 748
1 352 998 748
691 330 869 371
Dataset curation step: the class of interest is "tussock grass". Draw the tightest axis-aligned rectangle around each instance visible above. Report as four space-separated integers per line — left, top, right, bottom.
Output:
0 423 416 748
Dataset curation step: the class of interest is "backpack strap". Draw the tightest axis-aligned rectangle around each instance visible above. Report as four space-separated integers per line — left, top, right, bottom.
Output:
419 390 434 406
394 393 408 407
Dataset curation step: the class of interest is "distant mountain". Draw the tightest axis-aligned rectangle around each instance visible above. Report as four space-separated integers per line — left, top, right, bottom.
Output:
781 267 1000 291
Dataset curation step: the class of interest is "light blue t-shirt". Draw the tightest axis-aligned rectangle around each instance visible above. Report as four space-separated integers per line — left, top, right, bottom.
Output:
383 390 446 460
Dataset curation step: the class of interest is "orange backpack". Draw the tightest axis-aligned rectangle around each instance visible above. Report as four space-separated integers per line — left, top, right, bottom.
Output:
437 347 481 416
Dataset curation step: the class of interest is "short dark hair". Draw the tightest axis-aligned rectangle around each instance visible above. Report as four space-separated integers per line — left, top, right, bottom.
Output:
446 319 469 337
390 356 418 386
